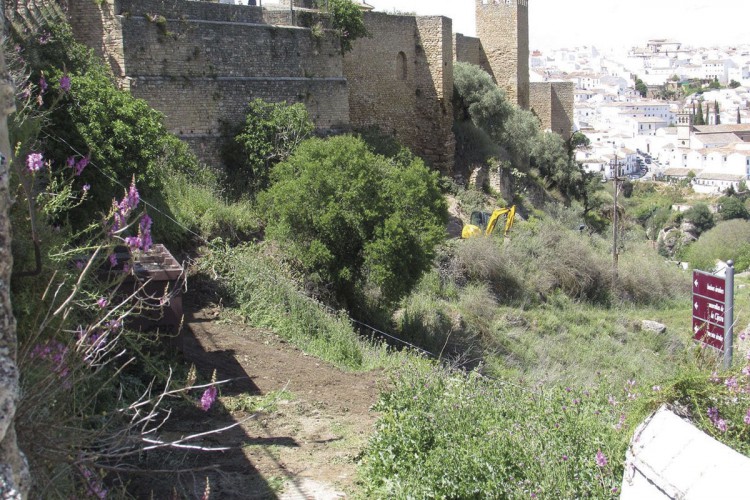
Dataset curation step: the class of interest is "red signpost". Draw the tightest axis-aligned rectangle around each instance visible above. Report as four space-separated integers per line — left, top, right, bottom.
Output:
692 266 735 367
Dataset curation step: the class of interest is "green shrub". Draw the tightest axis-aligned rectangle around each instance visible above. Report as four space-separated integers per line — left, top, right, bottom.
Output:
718 196 749 221
683 203 715 235
231 98 314 197
260 135 447 306
682 219 750 271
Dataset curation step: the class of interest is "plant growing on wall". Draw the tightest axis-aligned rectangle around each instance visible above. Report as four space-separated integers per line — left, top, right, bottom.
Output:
319 0 368 53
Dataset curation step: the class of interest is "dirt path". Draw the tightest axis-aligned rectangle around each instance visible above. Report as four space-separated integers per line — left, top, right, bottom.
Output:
132 302 385 499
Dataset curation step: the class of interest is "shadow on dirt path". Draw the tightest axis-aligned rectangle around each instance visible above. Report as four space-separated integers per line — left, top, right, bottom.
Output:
129 293 384 499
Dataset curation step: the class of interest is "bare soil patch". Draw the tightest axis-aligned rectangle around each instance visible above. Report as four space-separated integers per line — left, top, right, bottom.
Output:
128 299 384 499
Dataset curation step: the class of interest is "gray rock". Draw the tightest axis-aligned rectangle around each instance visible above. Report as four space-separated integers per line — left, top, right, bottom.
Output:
642 320 667 334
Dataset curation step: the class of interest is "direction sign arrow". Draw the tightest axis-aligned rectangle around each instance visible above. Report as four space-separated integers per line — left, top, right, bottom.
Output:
693 271 726 302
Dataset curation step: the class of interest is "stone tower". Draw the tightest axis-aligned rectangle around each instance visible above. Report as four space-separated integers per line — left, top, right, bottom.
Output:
475 0 530 109
677 110 693 149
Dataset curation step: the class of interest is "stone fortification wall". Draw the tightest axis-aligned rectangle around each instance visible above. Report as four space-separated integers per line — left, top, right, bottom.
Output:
475 0 529 109
344 12 455 173
453 33 492 76
67 0 348 168
529 81 574 140
529 82 551 130
550 81 574 140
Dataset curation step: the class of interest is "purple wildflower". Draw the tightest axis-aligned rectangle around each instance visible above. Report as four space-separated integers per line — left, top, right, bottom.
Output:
744 409 750 425
26 152 44 172
716 419 727 433
83 184 90 192
109 254 118 267
96 297 108 308
39 76 47 93
200 386 218 411
60 74 71 92
75 155 89 176
726 377 739 392
652 385 661 392
595 450 608 468
139 214 153 252
561 454 568 461
708 407 719 421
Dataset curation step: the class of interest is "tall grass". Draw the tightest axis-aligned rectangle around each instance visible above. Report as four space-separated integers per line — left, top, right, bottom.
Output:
196 243 410 371
163 172 260 246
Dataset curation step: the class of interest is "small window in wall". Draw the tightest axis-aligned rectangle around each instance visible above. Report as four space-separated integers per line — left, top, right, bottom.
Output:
397 51 407 80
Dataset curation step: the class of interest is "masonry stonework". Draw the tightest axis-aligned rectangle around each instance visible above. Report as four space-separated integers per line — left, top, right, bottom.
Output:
475 0 529 109
453 33 492 76
344 13 455 173
64 0 571 176
68 0 348 167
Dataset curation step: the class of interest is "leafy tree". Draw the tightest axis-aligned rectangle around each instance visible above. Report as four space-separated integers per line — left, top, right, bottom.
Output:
568 131 591 153
233 99 314 197
694 101 705 125
708 78 721 89
718 196 748 221
453 62 513 142
531 131 584 199
715 100 721 125
260 136 447 305
729 80 741 89
634 77 648 97
683 203 714 235
324 0 368 53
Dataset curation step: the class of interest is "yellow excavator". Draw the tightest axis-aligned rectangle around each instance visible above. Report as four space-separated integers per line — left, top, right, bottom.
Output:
461 205 516 239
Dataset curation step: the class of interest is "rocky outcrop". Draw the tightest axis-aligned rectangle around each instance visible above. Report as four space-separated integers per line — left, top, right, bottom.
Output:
657 221 699 256
0 8 29 497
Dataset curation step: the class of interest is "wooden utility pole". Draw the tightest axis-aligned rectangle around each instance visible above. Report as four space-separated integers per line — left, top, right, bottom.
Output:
612 154 620 292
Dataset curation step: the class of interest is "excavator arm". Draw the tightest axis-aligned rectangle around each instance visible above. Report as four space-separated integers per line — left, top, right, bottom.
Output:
461 205 516 238
484 206 516 237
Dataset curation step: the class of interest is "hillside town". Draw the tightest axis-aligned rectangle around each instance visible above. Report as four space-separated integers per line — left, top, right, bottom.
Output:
535 40 750 193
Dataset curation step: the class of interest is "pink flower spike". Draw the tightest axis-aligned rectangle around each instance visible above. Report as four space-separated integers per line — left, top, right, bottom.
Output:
60 74 71 92
96 297 108 308
744 409 750 425
75 155 89 176
26 152 44 172
595 450 608 468
200 386 218 411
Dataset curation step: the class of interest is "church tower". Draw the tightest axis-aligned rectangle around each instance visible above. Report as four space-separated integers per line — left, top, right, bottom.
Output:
475 0 530 109
677 110 693 149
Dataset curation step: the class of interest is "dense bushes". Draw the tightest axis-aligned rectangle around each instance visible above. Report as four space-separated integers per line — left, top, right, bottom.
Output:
260 135 447 306
361 362 632 498
681 219 750 272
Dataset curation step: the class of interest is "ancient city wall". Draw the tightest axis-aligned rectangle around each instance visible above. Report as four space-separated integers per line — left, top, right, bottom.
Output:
453 33 493 76
475 0 529 109
67 0 348 168
550 81 574 139
529 82 552 129
530 81 575 139
344 12 455 173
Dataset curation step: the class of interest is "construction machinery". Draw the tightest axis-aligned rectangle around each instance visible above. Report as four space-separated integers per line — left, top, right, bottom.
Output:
461 205 516 239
